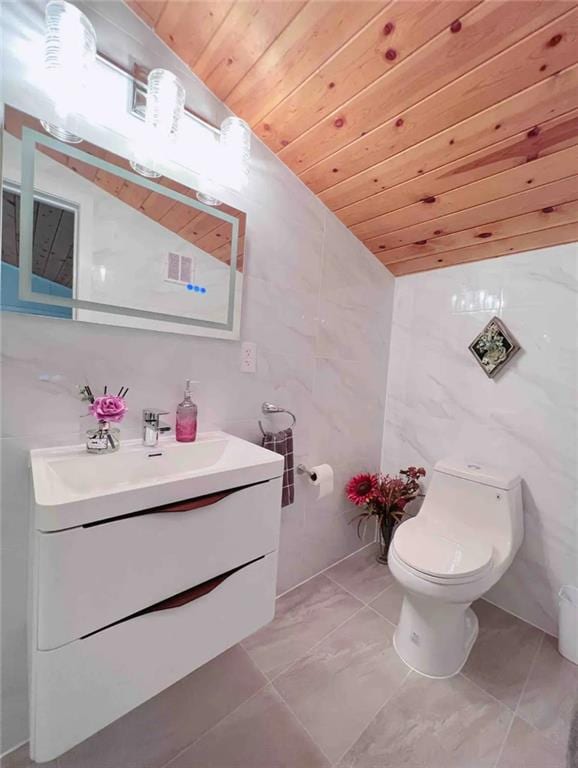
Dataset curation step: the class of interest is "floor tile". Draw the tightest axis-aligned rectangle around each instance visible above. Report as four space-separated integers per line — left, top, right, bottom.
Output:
496 716 566 768
462 600 543 709
0 744 57 768
57 645 266 768
370 581 404 625
273 607 408 763
242 574 361 679
167 686 330 768
338 672 512 768
325 544 394 603
517 633 578 748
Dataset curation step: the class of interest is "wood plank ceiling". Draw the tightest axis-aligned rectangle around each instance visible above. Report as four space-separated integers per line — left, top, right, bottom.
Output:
127 0 578 275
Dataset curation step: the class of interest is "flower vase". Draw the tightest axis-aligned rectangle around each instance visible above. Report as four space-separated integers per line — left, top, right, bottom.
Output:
86 420 120 454
377 516 396 564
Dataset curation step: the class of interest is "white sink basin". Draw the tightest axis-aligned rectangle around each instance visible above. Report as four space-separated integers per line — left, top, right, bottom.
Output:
31 431 284 531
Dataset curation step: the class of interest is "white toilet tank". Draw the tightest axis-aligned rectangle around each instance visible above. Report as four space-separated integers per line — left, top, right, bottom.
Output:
419 460 523 565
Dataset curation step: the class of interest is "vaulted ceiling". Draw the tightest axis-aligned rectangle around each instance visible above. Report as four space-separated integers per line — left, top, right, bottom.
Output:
127 0 578 274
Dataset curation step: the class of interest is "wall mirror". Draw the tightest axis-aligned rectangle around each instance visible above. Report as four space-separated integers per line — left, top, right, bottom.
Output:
1 106 246 338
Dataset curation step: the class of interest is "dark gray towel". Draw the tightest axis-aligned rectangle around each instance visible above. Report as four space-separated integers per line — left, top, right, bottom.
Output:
262 427 294 507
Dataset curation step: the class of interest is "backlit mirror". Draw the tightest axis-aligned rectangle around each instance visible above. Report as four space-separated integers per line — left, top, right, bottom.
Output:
1 106 246 338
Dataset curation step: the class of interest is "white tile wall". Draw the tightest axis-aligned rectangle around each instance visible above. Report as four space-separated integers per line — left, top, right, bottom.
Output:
381 243 578 636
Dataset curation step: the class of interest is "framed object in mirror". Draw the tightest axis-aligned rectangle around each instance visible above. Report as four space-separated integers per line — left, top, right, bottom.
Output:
1 106 246 338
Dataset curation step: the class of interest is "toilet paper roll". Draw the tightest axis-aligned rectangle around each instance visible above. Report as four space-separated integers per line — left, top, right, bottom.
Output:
308 464 334 500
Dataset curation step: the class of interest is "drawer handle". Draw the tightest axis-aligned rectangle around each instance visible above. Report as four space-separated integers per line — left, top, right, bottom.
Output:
140 556 264 615
149 489 236 514
82 480 269 528
81 555 264 639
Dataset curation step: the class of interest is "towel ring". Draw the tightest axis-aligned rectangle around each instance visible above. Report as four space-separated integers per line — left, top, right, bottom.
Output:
258 401 296 435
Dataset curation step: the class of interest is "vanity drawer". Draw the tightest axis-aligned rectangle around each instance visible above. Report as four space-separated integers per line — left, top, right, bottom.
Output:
31 552 277 762
36 477 282 649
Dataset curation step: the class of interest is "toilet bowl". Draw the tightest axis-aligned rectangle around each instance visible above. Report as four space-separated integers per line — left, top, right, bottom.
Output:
389 459 523 678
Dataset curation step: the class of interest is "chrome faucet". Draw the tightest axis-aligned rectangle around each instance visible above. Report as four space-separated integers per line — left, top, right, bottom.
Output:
142 409 171 447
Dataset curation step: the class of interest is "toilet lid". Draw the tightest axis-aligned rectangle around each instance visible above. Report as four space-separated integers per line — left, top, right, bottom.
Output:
392 518 493 580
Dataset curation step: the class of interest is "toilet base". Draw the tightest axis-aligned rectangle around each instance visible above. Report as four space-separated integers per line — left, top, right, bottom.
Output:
393 594 479 679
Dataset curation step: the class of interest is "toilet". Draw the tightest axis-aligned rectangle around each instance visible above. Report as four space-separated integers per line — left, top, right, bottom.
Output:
388 459 523 678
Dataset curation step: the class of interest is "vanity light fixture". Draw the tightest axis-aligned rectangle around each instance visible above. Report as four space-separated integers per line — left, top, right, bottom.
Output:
41 0 97 144
130 68 186 179
220 116 251 191
195 116 251 205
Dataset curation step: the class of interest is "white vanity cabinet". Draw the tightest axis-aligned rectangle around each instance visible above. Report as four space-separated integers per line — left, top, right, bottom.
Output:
29 434 284 762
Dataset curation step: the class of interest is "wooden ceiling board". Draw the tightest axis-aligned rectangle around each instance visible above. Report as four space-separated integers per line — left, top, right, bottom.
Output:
332 89 578 226
193 1 307 101
277 1 576 174
387 221 578 274
380 193 578 263
302 9 578 195
194 221 233 253
154 1 235 70
225 2 386 124
126 0 578 274
117 180 151 209
366 173 578 255
360 142 578 245
158 200 199 233
254 0 480 151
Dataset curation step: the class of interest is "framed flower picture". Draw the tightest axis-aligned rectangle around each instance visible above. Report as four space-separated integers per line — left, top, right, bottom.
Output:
468 317 521 379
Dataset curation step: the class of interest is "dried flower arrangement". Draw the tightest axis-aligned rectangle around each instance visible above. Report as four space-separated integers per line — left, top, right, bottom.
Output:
346 466 426 563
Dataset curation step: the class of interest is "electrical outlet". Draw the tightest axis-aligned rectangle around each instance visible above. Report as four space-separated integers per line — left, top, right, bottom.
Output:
240 341 257 373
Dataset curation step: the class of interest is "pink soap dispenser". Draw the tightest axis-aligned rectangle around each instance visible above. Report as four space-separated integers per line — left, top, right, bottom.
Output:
176 379 198 442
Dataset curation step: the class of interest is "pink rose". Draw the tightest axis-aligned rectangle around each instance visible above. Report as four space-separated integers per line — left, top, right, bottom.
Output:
89 395 127 423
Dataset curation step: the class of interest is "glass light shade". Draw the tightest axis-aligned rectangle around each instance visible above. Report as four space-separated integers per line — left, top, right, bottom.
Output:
130 68 185 178
220 116 251 190
196 191 222 207
41 0 96 143
145 69 185 138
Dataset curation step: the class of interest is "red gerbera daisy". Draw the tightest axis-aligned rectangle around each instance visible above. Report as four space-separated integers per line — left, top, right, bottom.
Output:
346 473 378 506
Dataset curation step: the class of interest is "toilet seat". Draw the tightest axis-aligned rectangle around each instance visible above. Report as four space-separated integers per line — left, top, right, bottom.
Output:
392 518 493 582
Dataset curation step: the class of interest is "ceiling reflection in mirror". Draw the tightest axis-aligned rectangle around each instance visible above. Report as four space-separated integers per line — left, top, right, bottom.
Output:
1 106 246 337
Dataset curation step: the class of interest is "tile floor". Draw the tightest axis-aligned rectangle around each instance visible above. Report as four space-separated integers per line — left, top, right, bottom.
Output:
4 543 576 768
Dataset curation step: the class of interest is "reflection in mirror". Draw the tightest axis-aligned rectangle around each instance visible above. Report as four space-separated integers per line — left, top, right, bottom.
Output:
2 184 75 318
1 106 246 337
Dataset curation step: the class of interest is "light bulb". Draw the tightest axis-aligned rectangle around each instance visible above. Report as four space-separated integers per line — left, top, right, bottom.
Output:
41 0 96 143
220 116 251 191
130 68 185 178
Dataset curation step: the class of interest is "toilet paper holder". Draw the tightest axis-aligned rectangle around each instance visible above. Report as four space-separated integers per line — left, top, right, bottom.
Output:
297 464 318 482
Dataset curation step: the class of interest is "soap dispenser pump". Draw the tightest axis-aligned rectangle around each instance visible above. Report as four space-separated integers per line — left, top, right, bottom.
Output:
176 380 198 443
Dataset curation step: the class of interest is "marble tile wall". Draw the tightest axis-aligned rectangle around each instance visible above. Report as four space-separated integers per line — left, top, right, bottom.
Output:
381 243 578 636
0 5 395 755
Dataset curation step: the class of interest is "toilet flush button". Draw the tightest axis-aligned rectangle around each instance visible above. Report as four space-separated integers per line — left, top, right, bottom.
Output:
411 632 420 645
467 463 481 470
